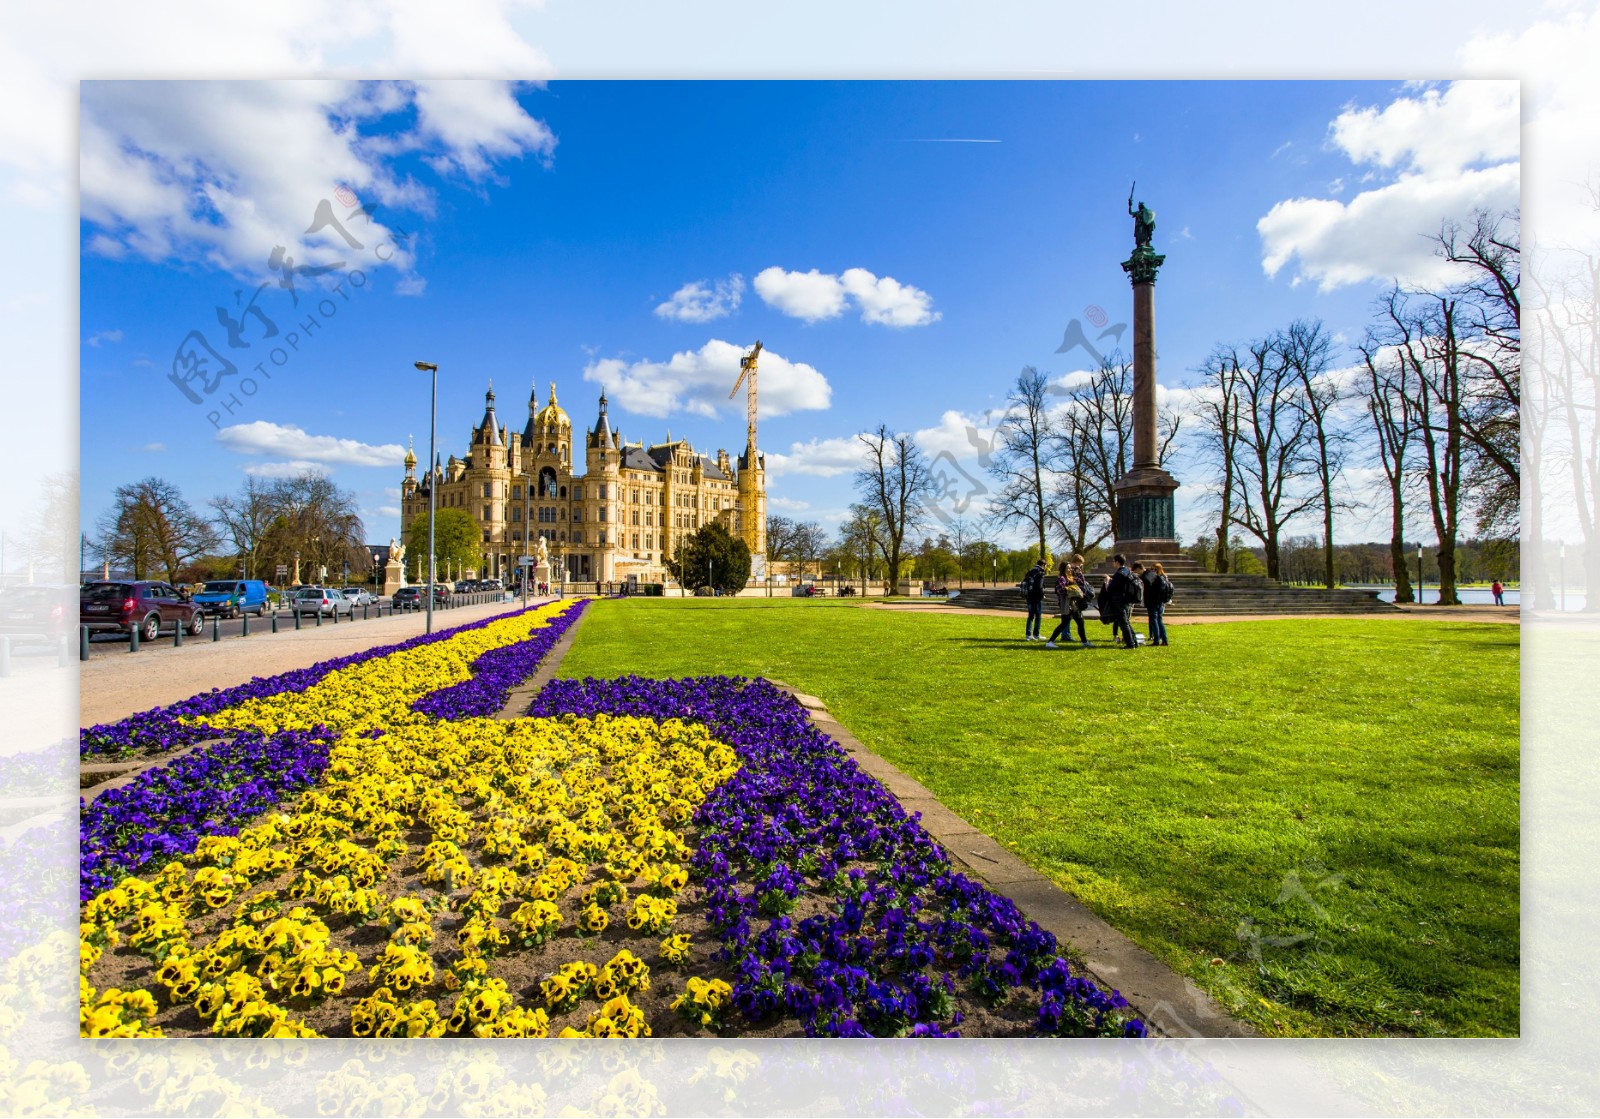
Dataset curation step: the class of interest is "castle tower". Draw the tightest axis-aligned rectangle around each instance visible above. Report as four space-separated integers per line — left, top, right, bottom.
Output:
586 390 620 582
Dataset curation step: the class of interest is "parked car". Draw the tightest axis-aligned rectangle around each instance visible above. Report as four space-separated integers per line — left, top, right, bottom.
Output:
291 586 353 618
0 584 75 643
479 579 503 592
193 578 270 618
342 587 375 607
80 580 204 641
392 586 423 611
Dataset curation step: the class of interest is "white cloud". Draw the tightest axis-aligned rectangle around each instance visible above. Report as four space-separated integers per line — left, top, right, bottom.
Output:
655 274 743 323
753 267 847 322
1329 80 1518 177
767 496 811 512
377 505 402 518
243 459 331 478
582 339 831 420
764 435 867 478
83 329 122 346
139 442 164 452
754 266 940 327
78 78 554 282
218 421 405 466
1258 163 1518 291
1257 80 1520 291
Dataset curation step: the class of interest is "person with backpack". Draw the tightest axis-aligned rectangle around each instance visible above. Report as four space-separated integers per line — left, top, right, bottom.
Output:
1143 561 1173 646
1045 554 1094 648
1108 554 1140 649
1020 557 1048 641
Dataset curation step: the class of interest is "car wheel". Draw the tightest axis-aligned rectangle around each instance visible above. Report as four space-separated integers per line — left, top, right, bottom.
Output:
141 614 161 642
188 613 204 636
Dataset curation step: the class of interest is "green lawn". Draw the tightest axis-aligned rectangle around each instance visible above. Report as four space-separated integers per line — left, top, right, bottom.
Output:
557 598 1520 1038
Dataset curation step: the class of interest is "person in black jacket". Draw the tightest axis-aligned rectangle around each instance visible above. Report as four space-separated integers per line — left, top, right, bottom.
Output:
1108 554 1139 649
1020 557 1048 641
1143 561 1172 646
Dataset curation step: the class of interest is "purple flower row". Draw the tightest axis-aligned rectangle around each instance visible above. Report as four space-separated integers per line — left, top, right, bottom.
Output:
79 727 335 901
412 599 588 719
80 604 542 758
528 675 1146 1038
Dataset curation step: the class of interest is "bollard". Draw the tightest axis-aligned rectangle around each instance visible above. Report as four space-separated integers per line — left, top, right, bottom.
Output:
315 608 321 627
364 603 369 621
212 614 221 642
0 635 10 677
80 626 89 661
294 609 302 631
242 611 250 637
174 616 184 647
129 624 140 653
332 605 338 624
272 612 278 634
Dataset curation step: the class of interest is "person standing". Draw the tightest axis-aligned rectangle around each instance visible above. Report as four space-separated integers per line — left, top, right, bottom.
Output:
1046 555 1093 648
1108 554 1140 649
1021 557 1048 641
1146 562 1172 645
1491 579 1505 606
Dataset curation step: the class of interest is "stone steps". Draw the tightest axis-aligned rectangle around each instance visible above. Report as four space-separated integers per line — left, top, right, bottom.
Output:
948 579 1398 616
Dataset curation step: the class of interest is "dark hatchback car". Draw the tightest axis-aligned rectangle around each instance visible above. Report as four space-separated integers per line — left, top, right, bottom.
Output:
392 585 448 611
81 581 204 641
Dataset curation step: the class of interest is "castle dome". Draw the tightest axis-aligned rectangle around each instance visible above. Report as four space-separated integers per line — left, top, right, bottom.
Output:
536 381 570 430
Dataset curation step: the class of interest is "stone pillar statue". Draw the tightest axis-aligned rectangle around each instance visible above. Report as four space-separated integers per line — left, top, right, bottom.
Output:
1112 188 1194 570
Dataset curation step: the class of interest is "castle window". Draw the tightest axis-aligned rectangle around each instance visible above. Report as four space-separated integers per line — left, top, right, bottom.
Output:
560 485 567 498
631 510 639 526
482 505 490 520
632 534 639 549
483 483 492 499
599 508 608 523
599 531 607 545
574 531 583 544
574 509 582 523
645 511 652 527
513 507 521 521
482 530 490 543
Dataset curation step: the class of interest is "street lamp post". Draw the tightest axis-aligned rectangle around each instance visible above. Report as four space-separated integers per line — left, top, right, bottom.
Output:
1560 540 1567 613
1417 544 1424 606
522 476 530 607
416 361 439 633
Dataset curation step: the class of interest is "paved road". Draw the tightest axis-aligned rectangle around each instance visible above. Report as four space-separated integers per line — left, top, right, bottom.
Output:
80 594 526 659
80 596 556 727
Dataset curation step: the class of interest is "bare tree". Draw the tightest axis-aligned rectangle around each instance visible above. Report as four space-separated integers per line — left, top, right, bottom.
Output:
210 477 280 580
838 504 886 595
985 368 1061 560
793 521 828 582
1281 319 1350 588
855 425 935 592
1229 332 1320 580
96 477 219 583
259 472 368 583
1193 346 1244 573
943 515 976 587
765 514 799 576
1056 356 1135 553
1359 311 1416 603
1439 209 1520 536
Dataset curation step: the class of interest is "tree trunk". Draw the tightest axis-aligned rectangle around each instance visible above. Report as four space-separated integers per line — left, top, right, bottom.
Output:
1323 500 1336 590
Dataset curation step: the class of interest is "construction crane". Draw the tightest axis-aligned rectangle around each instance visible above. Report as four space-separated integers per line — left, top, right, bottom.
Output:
729 340 762 457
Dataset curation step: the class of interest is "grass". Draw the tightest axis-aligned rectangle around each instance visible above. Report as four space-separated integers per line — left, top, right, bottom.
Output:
557 597 1520 1038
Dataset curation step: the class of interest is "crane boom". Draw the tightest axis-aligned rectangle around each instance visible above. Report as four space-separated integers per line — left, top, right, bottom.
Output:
730 340 761 456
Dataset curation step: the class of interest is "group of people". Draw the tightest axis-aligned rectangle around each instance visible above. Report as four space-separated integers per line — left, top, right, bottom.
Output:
1020 553 1174 650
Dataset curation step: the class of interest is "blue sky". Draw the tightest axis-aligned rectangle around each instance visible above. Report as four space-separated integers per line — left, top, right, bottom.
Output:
80 79 1519 547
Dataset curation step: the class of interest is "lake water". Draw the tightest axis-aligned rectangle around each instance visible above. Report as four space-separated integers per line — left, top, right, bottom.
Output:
1346 585 1588 610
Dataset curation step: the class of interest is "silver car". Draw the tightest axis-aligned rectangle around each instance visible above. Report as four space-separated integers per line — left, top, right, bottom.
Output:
342 587 375 607
293 586 353 617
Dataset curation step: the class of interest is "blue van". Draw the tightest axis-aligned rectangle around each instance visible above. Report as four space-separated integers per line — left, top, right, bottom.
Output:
193 579 270 618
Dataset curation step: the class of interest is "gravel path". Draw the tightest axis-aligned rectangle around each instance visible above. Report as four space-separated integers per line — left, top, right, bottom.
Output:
79 597 555 728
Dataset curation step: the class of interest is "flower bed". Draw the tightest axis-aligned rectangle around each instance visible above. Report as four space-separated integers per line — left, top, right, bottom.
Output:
79 601 585 901
79 601 1143 1039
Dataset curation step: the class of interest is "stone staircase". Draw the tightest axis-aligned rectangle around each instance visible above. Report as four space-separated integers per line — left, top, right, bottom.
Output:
947 573 1398 616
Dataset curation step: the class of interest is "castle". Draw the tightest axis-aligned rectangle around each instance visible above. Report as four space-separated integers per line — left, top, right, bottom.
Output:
399 382 767 584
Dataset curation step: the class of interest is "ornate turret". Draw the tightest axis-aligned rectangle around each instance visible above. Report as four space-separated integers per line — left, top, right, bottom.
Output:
476 382 502 446
522 381 539 445
588 390 615 450
404 434 416 476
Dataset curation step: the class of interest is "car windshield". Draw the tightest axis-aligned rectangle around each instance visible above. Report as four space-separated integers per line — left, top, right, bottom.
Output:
83 583 132 602
202 582 242 593
294 588 324 598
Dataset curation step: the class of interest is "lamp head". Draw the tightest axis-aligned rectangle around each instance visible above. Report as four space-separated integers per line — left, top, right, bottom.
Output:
414 361 437 373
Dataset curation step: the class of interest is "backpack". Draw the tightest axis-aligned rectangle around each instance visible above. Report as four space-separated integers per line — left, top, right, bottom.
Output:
1125 571 1143 606
1157 575 1174 605
1021 567 1045 598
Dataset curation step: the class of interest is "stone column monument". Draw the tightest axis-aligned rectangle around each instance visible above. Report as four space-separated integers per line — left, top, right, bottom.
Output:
1112 190 1196 571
